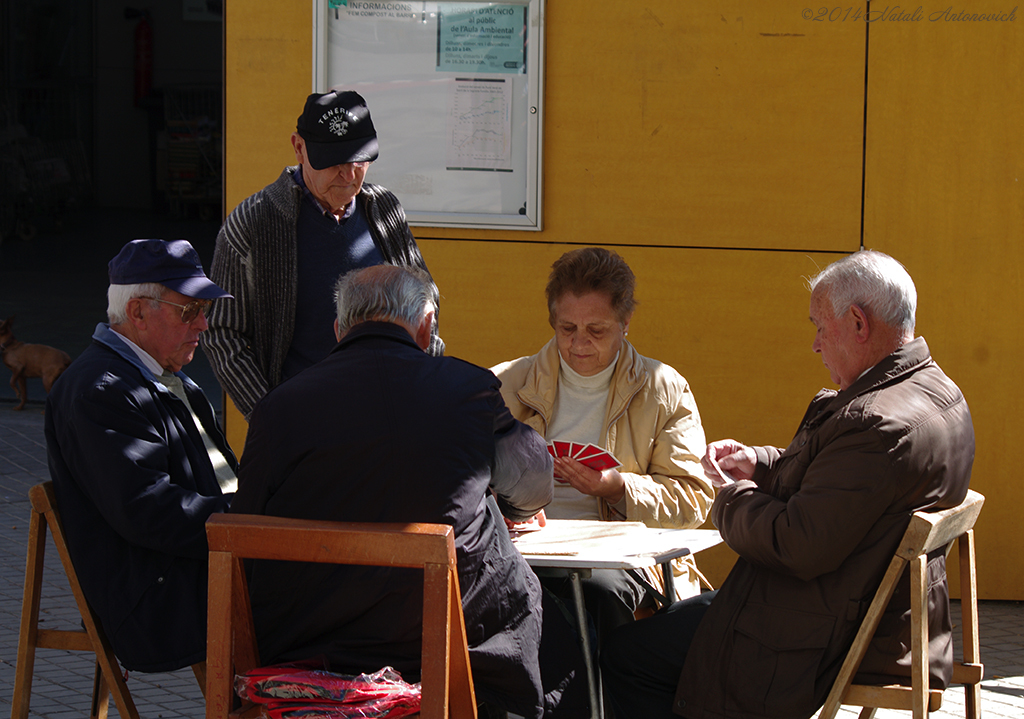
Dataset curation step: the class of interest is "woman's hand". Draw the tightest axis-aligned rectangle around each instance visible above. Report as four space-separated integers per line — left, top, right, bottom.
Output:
554 457 626 504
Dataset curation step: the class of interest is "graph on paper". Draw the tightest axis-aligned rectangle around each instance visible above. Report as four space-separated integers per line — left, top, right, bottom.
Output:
445 78 512 171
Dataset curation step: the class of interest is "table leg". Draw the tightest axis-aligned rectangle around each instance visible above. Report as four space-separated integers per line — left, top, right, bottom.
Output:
661 560 675 605
569 569 602 719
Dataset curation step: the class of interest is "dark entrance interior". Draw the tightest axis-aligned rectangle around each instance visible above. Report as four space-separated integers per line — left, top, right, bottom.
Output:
1 1 225 407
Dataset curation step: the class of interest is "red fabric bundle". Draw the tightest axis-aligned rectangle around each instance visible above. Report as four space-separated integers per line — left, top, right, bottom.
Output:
235 662 421 718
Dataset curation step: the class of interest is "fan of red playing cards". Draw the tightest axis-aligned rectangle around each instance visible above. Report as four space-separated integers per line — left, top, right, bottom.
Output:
546 441 621 471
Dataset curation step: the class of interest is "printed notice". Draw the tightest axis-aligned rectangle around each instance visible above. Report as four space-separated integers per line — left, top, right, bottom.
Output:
445 78 512 171
334 1 419 19
437 3 526 74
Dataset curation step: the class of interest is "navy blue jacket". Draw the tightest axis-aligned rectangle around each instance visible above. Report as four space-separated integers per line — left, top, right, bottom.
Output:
45 324 235 672
232 322 557 718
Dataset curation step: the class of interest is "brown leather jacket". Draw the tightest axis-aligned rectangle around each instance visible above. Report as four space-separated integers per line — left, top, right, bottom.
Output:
675 337 974 719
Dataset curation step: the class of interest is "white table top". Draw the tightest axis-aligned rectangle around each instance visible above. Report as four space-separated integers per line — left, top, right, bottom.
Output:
511 519 722 570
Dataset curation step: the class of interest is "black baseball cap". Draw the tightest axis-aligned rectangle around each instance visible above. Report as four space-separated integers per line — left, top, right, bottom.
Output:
108 239 231 299
296 89 379 169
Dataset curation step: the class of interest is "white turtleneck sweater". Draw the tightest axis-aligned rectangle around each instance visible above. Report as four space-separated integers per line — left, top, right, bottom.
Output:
544 352 619 520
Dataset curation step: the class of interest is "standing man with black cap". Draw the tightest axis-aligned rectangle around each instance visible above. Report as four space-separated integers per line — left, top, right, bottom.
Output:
45 239 237 673
202 88 443 420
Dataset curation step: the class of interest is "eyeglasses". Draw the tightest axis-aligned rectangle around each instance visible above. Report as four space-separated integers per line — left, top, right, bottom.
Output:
141 297 213 323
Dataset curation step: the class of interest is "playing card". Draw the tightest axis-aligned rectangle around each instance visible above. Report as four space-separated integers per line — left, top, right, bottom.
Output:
508 522 544 535
706 452 738 484
570 442 588 458
574 443 605 460
579 450 621 471
552 440 572 457
546 443 557 458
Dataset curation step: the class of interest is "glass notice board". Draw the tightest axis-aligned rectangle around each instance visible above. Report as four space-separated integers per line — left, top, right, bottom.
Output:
313 0 545 229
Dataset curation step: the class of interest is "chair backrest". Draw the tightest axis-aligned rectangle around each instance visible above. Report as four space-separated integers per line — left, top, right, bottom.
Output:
819 489 985 719
205 513 478 719
12 481 140 719
895 489 985 560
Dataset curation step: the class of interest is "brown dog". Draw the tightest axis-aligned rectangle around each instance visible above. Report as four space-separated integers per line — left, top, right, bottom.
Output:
0 317 72 410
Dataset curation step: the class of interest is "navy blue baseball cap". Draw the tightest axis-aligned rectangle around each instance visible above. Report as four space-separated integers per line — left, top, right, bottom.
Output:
296 89 379 169
108 239 231 299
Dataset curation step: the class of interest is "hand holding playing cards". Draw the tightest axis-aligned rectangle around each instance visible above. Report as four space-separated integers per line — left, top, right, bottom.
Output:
546 441 625 503
702 439 756 488
554 456 625 503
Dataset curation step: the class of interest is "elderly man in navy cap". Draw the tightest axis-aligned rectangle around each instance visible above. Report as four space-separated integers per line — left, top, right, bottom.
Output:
45 238 237 673
202 88 443 421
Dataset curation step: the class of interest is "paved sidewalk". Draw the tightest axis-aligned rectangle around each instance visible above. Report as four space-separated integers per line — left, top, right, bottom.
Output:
1 401 1022 718
0 405 204 718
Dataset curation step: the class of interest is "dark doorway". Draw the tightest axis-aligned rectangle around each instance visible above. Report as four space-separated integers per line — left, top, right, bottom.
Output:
0 1 225 408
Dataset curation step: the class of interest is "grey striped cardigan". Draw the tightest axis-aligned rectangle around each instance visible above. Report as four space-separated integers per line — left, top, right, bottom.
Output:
201 167 443 419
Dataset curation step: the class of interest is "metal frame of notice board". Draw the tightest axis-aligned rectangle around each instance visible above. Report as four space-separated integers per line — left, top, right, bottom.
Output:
313 0 546 230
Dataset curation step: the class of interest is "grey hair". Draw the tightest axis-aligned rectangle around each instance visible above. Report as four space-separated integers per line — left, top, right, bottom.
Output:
107 283 167 324
334 265 435 335
809 250 917 336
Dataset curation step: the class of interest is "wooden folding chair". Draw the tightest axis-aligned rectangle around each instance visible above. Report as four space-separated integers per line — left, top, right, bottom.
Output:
11 481 206 719
819 489 985 719
11 481 139 719
205 513 478 719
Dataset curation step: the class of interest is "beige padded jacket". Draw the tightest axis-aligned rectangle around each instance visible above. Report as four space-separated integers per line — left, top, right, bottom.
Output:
492 338 714 598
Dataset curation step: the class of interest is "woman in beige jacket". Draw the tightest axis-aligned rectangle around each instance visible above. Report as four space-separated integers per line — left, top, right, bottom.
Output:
492 247 714 644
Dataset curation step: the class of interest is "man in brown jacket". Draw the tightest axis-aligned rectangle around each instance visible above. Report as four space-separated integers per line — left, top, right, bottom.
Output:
602 250 974 719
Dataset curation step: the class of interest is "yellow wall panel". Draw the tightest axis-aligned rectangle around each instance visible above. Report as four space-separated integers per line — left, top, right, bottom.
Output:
865 17 1024 598
224 2 312 211
421 240 836 429
225 2 1019 596
539 2 864 250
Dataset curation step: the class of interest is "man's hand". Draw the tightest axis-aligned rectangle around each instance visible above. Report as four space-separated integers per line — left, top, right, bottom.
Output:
505 508 547 531
554 457 626 504
702 439 757 488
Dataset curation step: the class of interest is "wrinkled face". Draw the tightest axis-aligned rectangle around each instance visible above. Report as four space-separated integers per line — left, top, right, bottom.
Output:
292 134 369 213
810 288 860 390
552 291 630 377
135 290 209 373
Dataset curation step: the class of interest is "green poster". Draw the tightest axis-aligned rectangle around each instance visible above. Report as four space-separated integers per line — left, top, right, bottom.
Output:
438 4 526 74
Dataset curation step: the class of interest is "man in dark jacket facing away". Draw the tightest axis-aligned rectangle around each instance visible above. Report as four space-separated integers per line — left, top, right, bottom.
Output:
45 239 237 673
231 265 589 719
602 250 974 719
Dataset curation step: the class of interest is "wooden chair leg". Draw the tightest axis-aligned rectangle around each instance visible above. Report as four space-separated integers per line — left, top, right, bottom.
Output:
11 507 46 719
420 562 453 719
90 661 110 719
909 554 929 719
959 530 983 719
206 550 236 719
445 567 477 719
192 661 208 698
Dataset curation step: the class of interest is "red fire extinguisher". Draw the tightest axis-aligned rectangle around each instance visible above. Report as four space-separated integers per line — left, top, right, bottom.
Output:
133 10 153 107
